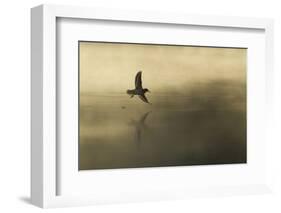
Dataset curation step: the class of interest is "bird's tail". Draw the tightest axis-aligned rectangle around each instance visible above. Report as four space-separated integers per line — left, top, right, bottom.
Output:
127 90 135 98
127 90 134 95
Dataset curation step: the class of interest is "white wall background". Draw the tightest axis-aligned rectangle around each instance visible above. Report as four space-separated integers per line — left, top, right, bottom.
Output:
0 0 280 212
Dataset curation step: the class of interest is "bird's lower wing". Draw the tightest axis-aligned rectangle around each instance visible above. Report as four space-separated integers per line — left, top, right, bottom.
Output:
139 94 150 103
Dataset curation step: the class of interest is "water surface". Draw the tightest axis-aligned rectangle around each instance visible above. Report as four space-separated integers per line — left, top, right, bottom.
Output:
79 81 246 170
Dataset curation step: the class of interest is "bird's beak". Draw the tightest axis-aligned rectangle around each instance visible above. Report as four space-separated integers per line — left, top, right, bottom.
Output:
148 90 151 93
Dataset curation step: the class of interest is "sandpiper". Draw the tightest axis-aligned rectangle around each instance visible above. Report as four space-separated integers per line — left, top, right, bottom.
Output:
127 71 151 104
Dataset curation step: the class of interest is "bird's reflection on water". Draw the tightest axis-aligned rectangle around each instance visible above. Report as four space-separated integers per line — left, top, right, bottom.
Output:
128 111 151 150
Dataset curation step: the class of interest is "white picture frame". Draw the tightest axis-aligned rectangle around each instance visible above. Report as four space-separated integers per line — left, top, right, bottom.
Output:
31 4 274 208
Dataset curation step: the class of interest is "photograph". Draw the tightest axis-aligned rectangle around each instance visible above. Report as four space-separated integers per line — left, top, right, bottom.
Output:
78 41 247 170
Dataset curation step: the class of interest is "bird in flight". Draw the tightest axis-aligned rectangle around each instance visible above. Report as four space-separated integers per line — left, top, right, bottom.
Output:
127 71 151 104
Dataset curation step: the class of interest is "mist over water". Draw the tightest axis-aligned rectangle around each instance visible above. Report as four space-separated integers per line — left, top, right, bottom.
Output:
79 80 246 170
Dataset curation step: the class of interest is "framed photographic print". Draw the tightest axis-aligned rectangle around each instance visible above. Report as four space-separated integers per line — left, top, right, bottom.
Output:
31 4 274 208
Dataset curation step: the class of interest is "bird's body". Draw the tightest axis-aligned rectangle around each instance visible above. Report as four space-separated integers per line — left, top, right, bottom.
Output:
127 71 151 104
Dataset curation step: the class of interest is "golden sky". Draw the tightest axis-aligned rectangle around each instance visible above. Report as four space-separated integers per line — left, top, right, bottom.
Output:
79 42 246 94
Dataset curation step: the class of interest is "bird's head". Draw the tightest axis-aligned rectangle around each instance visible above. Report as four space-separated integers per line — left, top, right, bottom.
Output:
144 88 150 93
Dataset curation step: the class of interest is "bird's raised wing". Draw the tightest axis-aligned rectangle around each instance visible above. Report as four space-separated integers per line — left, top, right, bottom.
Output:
135 71 143 89
138 94 150 104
